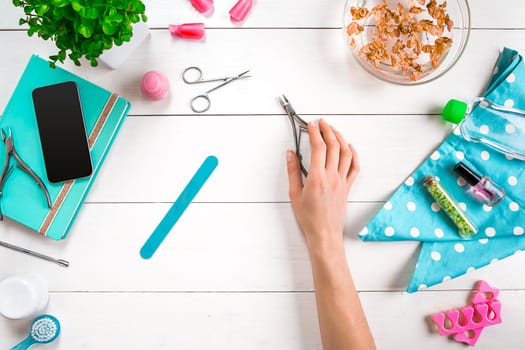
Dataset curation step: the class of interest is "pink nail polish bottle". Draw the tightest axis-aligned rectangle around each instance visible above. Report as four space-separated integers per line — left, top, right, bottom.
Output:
169 23 205 40
453 162 506 206
229 0 253 22
189 0 213 13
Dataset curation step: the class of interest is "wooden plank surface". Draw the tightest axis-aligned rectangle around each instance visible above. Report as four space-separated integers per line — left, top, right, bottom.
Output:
0 291 523 350
1 0 525 348
1 29 525 116
1 203 524 292
1 0 525 29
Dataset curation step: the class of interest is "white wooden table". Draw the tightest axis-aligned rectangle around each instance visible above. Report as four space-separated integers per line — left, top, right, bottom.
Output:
1 1 525 349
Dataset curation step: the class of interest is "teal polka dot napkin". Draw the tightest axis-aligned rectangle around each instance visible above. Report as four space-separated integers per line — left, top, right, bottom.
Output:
360 48 525 293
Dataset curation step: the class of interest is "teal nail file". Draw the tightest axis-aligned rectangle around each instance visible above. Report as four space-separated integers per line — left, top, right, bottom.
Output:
140 156 218 259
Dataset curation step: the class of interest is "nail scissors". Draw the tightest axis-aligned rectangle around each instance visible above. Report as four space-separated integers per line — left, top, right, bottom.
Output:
0 127 52 220
279 94 309 177
182 66 251 113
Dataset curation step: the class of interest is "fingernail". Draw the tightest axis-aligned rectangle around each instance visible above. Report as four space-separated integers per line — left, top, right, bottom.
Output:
286 150 292 162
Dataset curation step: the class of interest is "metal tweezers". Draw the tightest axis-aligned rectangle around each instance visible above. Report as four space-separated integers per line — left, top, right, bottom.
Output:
0 127 52 220
279 95 309 176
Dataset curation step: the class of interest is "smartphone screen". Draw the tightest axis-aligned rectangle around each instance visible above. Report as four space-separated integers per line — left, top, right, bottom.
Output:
32 81 93 183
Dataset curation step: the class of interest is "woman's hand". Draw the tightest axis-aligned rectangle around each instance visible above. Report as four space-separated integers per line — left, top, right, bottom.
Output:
286 119 375 350
286 119 360 254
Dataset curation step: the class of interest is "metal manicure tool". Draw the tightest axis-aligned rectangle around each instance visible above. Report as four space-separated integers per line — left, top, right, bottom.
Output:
182 66 251 113
279 94 309 176
0 127 52 220
0 239 69 267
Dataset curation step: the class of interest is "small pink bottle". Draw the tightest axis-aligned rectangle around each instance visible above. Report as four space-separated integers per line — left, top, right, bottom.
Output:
229 0 253 22
169 23 205 40
189 0 213 13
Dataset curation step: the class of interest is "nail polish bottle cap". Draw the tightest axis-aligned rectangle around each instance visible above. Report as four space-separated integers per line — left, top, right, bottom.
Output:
442 99 468 124
453 162 481 186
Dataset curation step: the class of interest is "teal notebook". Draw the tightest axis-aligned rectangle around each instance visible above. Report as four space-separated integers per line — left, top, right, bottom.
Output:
0 55 130 240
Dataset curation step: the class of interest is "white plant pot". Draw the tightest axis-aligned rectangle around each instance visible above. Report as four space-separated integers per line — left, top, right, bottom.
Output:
99 21 150 69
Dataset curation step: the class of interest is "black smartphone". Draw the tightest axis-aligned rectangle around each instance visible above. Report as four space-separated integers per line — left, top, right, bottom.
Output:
32 81 93 183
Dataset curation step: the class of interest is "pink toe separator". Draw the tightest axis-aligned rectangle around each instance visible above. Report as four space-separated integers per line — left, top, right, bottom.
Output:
472 280 500 304
454 328 484 346
229 0 253 22
430 280 502 346
431 301 502 336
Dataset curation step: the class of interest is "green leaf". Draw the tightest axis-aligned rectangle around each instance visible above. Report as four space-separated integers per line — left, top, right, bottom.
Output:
78 24 93 38
35 4 50 16
71 1 84 12
58 50 66 61
102 23 118 35
107 13 123 23
51 6 64 19
50 0 70 8
103 39 113 50
83 7 98 19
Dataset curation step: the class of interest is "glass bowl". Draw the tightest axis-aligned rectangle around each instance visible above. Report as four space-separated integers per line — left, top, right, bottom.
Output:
343 0 470 85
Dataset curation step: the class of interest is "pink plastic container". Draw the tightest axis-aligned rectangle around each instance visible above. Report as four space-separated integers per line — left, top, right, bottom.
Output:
140 71 170 100
229 0 253 22
169 23 205 40
189 0 213 13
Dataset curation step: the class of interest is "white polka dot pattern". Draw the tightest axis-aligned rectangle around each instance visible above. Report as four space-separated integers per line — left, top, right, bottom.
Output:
431 251 441 261
410 227 420 237
454 243 465 253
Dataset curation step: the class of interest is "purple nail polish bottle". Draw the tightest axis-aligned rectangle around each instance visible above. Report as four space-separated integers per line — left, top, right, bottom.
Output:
453 162 506 207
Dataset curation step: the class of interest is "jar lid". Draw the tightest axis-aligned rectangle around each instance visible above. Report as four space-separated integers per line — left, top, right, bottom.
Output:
453 162 481 186
0 277 37 319
442 99 468 124
0 275 49 320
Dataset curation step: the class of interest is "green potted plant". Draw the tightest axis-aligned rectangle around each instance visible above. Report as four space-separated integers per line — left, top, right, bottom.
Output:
12 0 148 67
